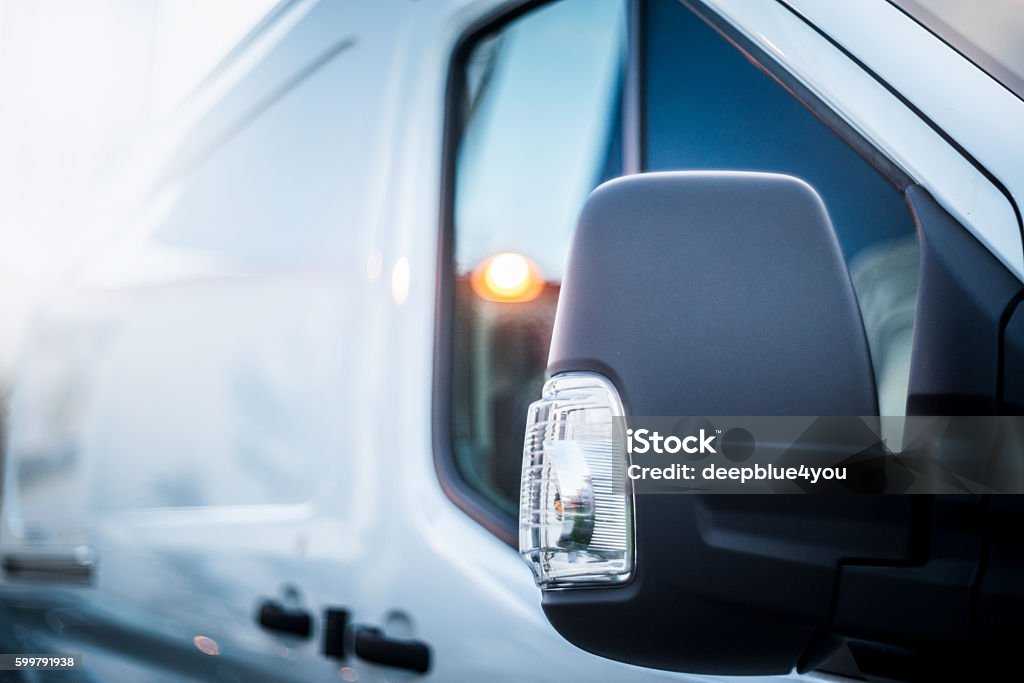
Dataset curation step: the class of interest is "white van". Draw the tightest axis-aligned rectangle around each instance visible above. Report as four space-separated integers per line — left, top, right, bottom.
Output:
1 0 1021 681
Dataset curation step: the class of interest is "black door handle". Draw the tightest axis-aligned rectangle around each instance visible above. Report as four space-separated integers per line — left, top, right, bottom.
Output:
353 626 431 674
3 549 96 583
256 600 313 638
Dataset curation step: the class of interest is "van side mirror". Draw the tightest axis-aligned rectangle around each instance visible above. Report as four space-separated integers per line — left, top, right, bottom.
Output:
524 172 926 674
548 171 877 415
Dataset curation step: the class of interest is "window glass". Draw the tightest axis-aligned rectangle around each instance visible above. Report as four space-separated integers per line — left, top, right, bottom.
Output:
644 0 919 416
448 0 921 524
451 0 626 516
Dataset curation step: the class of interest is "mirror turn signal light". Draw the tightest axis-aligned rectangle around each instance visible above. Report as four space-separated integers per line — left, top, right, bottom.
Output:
520 373 634 588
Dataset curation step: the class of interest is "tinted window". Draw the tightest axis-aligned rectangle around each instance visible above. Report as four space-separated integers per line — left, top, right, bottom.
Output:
644 0 919 416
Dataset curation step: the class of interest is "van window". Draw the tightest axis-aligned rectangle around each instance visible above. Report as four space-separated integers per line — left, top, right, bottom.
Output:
643 0 919 417
450 0 626 517
446 0 919 529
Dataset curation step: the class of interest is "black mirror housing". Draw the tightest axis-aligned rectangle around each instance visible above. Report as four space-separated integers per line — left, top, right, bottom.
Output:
549 171 877 415
540 172 921 674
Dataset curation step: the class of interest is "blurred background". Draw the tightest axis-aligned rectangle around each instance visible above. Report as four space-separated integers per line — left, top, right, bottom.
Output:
0 0 274 381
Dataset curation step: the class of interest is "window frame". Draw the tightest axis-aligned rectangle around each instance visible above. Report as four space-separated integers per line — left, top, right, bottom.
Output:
434 0 915 546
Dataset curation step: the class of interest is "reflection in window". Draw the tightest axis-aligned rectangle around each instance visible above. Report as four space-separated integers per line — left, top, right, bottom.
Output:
452 0 625 515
